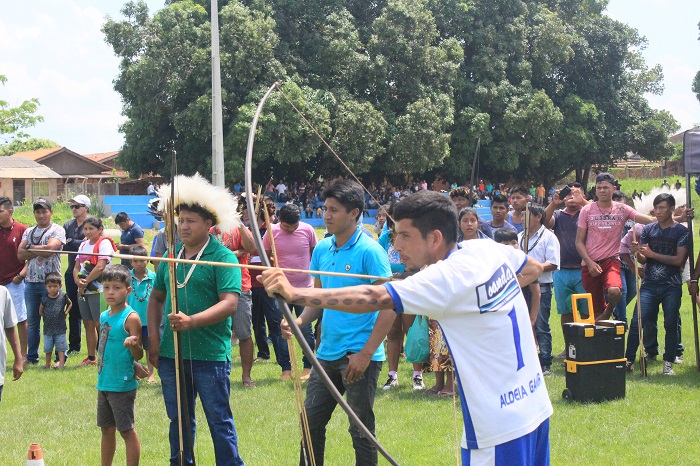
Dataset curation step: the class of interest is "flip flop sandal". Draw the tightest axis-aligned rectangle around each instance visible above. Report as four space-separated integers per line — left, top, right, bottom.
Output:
422 387 440 396
242 380 257 388
437 390 454 397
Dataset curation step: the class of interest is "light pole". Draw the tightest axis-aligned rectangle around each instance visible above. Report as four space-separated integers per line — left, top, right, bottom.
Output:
211 0 224 187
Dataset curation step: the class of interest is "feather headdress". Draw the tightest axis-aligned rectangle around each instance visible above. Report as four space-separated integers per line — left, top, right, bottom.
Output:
156 173 241 232
632 187 686 216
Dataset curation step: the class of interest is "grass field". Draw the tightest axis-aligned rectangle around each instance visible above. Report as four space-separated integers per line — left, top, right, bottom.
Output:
4 187 700 464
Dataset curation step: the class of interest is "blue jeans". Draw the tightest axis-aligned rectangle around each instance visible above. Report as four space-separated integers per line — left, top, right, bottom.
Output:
251 287 281 360
159 358 244 466
302 357 382 466
625 283 681 364
278 304 315 371
613 266 636 324
534 284 553 367
25 281 48 363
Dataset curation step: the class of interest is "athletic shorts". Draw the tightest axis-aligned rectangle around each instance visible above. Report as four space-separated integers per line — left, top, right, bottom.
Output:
231 290 253 340
97 389 137 432
553 269 587 316
78 293 102 322
462 418 550 466
581 258 621 315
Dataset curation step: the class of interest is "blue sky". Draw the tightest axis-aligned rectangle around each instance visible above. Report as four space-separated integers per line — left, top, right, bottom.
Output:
1 0 699 155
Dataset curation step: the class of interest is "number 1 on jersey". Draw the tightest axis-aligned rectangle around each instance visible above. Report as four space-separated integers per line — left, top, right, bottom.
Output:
508 307 525 371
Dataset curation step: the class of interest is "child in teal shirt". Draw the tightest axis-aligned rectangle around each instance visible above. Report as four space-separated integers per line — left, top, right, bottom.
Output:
96 264 143 466
127 246 157 383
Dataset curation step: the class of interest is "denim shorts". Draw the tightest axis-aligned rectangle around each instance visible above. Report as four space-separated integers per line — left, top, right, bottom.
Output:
44 333 68 353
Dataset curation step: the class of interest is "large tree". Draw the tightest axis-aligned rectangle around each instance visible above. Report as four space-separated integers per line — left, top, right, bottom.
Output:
0 75 44 148
104 0 678 185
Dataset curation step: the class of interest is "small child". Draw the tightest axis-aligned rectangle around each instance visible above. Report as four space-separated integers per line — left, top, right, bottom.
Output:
39 273 72 369
127 245 157 384
97 264 143 466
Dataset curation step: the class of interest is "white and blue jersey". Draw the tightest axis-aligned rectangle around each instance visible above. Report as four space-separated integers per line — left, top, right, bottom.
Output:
385 239 553 457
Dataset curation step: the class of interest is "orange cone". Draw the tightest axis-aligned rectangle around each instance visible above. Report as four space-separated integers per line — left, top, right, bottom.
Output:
26 443 44 466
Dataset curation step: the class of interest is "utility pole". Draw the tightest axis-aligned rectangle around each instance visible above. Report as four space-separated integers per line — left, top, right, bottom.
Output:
211 0 225 187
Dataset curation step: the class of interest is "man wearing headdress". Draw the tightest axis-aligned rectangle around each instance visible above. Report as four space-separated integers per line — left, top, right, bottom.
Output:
147 174 244 465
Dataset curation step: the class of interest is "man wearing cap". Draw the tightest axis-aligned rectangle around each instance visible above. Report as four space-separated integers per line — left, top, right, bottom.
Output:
63 194 91 356
17 199 66 364
0 197 28 360
575 173 653 320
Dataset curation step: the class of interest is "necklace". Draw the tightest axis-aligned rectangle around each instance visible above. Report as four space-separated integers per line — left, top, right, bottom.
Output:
175 236 210 289
131 276 152 302
520 226 545 253
29 224 51 245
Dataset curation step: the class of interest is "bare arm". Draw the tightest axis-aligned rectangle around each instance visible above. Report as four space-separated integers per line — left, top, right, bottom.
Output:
576 226 602 277
263 269 394 315
634 213 655 224
5 326 23 380
146 288 166 368
543 193 563 229
28 238 64 258
639 245 688 268
238 225 257 255
517 257 545 288
83 259 108 284
65 296 73 315
123 312 144 361
345 309 396 382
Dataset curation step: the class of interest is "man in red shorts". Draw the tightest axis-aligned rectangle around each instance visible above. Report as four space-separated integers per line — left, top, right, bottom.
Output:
575 173 653 320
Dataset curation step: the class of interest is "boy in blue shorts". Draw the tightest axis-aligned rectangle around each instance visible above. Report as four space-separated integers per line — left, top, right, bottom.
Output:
127 245 157 383
39 273 72 369
97 264 143 466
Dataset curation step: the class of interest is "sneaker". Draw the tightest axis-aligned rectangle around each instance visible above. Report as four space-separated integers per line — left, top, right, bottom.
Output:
674 356 684 364
663 361 675 376
555 350 566 360
79 357 97 366
382 375 398 390
644 354 657 364
66 349 80 356
625 361 634 373
412 375 425 391
541 366 551 376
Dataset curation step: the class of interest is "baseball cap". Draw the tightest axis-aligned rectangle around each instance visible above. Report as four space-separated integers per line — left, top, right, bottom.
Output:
68 194 91 208
33 198 52 211
595 172 615 185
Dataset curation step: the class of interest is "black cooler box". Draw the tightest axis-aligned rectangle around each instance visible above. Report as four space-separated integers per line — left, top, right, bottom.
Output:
562 320 627 402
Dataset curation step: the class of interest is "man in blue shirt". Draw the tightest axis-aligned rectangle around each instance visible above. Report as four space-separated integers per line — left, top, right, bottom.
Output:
625 193 689 376
115 212 145 269
286 180 392 466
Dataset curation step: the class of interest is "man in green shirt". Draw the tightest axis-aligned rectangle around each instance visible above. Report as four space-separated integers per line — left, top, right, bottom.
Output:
147 202 244 465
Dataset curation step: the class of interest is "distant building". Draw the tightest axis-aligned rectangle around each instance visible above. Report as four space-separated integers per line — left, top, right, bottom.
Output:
0 156 63 204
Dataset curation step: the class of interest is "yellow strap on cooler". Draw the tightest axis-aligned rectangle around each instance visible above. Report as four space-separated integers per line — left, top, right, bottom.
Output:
565 358 627 373
571 293 595 324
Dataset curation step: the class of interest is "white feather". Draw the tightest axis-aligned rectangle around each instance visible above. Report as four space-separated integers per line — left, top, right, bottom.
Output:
156 173 241 232
632 187 686 216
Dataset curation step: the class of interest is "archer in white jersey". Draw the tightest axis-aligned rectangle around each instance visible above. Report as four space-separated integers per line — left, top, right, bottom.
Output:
260 191 552 466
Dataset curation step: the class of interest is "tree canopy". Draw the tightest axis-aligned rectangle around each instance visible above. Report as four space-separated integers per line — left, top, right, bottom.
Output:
104 0 679 185
0 138 59 157
0 75 45 148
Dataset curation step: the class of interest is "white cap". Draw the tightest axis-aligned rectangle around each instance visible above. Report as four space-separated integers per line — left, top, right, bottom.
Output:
68 194 91 208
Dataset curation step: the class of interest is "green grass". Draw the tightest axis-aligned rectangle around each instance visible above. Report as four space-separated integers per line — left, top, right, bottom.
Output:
4 289 700 464
5 201 700 464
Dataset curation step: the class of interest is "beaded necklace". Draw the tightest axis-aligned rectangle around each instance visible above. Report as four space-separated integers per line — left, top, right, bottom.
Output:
131 275 152 302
